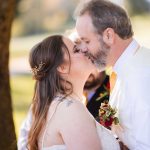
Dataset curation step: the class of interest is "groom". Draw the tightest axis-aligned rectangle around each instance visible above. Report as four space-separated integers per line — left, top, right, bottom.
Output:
75 0 150 149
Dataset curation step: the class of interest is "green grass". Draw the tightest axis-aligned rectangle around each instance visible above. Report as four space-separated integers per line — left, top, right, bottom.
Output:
11 75 35 137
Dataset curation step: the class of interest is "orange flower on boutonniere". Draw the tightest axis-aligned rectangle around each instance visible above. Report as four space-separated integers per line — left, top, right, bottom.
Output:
99 101 119 128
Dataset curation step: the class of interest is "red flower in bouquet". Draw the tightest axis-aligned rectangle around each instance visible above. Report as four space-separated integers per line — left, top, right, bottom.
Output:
99 101 119 128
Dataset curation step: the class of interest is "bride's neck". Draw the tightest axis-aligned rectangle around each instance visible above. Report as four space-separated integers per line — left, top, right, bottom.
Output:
70 78 86 102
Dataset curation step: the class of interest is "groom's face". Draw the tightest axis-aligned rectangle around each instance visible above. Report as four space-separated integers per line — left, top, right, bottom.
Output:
75 14 110 71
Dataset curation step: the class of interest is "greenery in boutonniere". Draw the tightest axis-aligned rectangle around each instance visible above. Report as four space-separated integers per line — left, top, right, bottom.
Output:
96 81 110 101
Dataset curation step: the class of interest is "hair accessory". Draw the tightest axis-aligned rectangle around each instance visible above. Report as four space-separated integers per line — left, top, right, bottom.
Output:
31 61 45 75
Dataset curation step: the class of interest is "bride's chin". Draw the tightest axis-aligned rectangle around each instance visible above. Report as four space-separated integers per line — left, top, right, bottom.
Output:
86 70 93 78
90 65 97 72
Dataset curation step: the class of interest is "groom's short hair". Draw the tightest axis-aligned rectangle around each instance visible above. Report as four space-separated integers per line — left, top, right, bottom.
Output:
74 0 133 39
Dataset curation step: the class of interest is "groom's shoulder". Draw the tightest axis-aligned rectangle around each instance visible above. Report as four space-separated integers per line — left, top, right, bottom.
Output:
130 46 150 65
134 47 150 60
136 46 150 57
124 46 150 76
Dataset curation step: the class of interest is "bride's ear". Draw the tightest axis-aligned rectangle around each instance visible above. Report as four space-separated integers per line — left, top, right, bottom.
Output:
57 64 69 74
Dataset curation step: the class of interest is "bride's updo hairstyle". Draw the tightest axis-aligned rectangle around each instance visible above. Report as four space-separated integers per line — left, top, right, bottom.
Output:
28 35 72 150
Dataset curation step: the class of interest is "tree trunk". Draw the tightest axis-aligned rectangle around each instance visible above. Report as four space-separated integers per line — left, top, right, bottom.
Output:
0 0 17 149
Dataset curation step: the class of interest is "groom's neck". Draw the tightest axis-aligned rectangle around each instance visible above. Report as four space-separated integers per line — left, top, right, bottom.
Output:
110 37 133 67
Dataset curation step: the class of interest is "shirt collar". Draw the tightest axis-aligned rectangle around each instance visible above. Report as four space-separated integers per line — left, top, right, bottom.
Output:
113 39 139 76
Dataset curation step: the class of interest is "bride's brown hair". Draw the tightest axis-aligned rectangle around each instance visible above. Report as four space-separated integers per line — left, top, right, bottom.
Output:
27 35 72 150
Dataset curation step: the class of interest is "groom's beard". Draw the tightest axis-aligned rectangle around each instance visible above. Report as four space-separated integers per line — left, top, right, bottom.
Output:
86 38 110 71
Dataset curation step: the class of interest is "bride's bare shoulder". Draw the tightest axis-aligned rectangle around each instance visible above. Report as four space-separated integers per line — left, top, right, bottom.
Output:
55 96 94 126
58 96 87 113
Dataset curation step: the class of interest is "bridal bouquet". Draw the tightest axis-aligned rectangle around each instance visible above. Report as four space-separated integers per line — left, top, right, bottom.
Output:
99 101 119 128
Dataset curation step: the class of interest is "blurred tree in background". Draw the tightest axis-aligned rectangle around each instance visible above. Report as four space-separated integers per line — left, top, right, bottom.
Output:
0 0 17 149
126 0 150 16
13 0 150 36
13 0 80 36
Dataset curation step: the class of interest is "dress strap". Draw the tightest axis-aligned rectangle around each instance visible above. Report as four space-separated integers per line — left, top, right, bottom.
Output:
41 97 63 149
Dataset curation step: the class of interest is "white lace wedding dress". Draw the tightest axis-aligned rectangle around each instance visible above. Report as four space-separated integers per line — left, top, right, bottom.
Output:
41 96 120 150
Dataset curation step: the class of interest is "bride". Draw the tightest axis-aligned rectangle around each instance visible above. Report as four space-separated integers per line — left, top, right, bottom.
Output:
21 35 120 150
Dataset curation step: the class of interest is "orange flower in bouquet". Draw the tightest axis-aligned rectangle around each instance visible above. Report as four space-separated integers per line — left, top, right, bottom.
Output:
99 101 119 128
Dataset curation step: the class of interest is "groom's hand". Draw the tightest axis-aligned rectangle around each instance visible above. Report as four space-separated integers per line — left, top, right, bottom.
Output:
119 141 129 150
111 124 129 149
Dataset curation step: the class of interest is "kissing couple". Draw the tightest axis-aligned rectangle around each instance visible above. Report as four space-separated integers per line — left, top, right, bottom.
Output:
18 0 150 150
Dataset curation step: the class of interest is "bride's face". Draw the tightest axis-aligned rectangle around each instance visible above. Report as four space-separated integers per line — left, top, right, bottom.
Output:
62 37 96 79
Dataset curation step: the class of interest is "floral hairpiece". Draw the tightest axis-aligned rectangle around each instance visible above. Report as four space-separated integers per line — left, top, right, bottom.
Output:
31 61 45 75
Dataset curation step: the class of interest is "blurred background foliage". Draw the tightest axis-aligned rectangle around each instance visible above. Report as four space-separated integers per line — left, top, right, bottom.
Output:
126 0 150 16
10 0 150 137
12 0 150 37
13 0 80 36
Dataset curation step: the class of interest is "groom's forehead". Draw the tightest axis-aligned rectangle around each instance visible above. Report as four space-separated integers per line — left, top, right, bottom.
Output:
76 14 94 29
76 18 96 37
76 31 95 41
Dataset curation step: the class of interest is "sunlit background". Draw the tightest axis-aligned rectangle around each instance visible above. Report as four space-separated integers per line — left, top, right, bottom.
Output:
10 0 150 137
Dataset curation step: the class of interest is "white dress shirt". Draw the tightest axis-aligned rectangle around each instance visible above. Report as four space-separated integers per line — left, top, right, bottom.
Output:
110 39 150 150
18 108 32 150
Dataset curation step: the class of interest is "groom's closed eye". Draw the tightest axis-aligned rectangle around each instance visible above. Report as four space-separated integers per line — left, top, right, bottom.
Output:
84 40 90 44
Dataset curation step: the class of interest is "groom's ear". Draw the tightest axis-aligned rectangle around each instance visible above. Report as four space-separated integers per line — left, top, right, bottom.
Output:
102 28 115 45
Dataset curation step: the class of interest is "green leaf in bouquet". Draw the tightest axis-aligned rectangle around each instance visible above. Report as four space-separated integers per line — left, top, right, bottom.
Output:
106 111 111 117
103 115 108 121
114 117 119 125
96 97 102 101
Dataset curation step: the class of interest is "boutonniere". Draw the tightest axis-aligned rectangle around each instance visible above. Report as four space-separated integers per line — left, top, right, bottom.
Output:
99 101 119 128
96 81 110 101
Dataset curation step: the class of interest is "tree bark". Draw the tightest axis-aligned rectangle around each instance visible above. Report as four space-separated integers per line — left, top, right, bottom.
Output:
0 0 17 149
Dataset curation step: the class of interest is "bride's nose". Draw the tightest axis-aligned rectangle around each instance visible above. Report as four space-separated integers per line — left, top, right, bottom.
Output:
81 47 88 54
77 43 88 54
